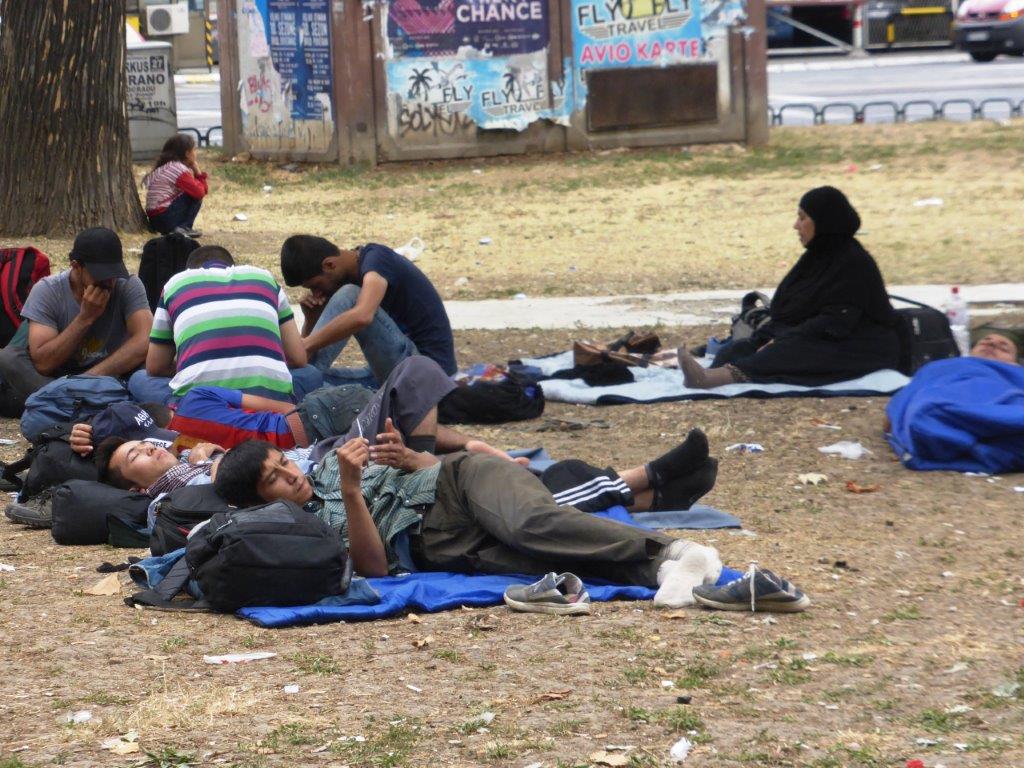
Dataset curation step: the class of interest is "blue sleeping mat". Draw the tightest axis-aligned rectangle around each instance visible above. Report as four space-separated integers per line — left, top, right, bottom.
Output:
237 505 744 627
886 357 1024 474
239 572 657 627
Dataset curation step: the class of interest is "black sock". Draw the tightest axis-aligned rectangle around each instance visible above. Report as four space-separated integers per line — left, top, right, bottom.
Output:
652 458 718 511
646 428 709 488
407 435 436 454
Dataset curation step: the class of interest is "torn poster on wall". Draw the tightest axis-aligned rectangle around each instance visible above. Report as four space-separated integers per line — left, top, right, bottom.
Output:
702 0 746 39
236 0 335 153
570 0 705 110
383 0 570 134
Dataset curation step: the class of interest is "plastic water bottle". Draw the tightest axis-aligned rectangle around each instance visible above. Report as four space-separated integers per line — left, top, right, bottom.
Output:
943 286 970 356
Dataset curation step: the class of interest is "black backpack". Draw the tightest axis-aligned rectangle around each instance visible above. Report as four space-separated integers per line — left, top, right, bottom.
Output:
127 501 353 613
0 247 51 347
438 373 545 425
890 295 960 375
51 480 151 547
139 233 200 311
0 424 98 503
150 484 233 556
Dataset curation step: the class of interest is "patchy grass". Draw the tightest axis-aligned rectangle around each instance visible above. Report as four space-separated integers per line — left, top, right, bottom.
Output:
770 658 813 686
3 326 1024 767
676 660 721 689
142 746 194 767
883 604 924 622
6 121 1024 302
821 651 874 667
289 651 343 676
331 719 421 767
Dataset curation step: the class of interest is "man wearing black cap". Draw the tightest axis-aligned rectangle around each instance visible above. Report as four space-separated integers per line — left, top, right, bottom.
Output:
0 227 152 410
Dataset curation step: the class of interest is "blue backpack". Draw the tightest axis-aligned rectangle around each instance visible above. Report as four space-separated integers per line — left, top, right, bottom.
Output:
21 375 130 443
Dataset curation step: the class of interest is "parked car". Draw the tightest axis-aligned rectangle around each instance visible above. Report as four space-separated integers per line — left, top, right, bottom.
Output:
953 0 1024 61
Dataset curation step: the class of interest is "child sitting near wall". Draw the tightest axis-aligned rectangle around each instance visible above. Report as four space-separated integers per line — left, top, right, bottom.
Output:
143 134 208 238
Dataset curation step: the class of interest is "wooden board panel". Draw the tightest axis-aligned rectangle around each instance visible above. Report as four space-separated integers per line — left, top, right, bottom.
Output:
586 65 719 132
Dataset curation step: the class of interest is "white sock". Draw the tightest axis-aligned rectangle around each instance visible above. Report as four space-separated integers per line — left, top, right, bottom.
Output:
653 543 723 608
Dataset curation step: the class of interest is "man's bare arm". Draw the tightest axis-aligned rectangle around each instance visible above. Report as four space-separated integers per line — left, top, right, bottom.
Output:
238 392 297 414
144 340 177 377
279 317 307 367
301 273 388 355
337 438 389 577
29 320 90 376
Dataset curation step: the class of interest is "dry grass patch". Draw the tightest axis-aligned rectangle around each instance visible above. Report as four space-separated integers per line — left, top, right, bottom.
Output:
4 120 1024 302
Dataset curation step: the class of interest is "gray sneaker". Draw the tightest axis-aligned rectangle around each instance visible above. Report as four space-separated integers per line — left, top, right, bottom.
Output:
503 572 592 615
4 495 53 529
692 565 810 613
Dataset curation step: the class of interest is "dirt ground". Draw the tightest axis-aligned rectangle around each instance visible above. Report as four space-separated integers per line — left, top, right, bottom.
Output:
4 120 1024 303
2 323 1022 768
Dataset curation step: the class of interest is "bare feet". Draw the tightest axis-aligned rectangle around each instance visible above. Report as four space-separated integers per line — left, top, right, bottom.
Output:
465 439 530 465
677 347 737 389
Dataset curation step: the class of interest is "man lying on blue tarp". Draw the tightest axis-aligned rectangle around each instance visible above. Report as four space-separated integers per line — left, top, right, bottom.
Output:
212 429 811 613
886 327 1024 474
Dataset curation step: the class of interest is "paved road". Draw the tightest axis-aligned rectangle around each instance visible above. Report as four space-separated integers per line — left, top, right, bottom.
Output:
176 82 221 137
282 284 1024 330
174 51 1024 134
768 51 1024 123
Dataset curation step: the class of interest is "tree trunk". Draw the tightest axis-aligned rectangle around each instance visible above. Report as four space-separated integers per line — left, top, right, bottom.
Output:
0 0 148 236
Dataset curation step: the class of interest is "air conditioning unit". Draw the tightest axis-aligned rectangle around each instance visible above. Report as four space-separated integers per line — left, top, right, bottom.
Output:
146 3 190 36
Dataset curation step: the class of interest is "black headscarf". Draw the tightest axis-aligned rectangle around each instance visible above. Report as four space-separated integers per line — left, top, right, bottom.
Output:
769 186 896 331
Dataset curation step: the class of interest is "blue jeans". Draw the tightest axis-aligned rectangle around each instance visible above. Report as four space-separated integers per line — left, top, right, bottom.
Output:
311 284 417 388
128 365 324 406
149 193 203 234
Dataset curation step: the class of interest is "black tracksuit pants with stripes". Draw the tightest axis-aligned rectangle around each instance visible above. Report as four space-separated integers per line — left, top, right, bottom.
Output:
410 453 672 586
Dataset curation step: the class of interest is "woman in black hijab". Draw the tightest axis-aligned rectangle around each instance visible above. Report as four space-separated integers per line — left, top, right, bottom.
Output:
679 186 900 388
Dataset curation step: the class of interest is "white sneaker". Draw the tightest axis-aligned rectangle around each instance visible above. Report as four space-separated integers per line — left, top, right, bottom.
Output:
653 542 723 608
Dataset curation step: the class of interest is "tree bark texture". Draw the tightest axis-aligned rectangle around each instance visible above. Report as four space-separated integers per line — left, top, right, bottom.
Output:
0 0 148 236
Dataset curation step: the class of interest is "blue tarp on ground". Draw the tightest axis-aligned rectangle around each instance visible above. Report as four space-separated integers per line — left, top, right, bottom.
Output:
237 505 745 627
238 572 655 627
886 357 1024 474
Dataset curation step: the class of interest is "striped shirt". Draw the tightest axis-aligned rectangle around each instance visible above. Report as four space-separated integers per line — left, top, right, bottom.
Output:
143 161 208 214
151 265 296 399
310 453 440 574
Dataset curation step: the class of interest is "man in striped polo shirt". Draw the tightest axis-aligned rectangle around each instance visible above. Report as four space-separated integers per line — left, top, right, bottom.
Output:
127 245 322 405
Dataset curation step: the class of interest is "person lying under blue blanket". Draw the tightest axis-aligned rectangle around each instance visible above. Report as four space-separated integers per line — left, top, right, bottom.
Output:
213 434 811 612
886 328 1024 473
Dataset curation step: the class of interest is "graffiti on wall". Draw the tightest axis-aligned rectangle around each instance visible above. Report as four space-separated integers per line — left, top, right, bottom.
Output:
383 0 570 137
237 0 335 152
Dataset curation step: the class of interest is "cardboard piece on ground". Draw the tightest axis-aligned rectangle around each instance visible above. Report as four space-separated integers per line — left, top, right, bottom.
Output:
83 574 121 596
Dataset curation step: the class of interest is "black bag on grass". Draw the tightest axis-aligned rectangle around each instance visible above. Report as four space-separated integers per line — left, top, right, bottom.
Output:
438 373 544 425
150 484 233 556
51 480 150 546
139 233 200 311
890 294 960 375
126 501 353 613
3 424 98 502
